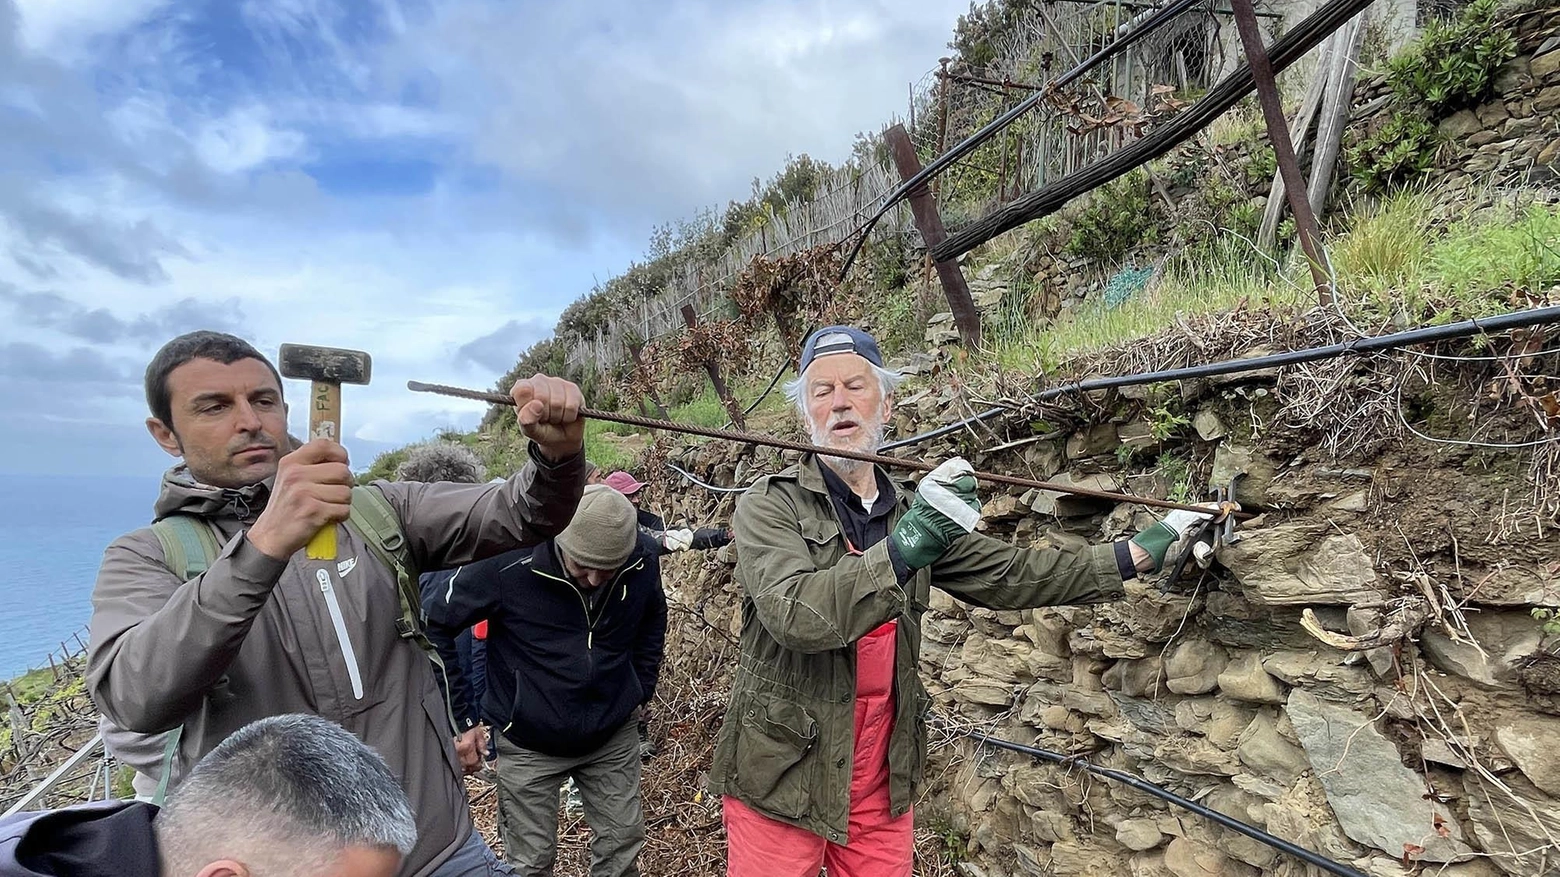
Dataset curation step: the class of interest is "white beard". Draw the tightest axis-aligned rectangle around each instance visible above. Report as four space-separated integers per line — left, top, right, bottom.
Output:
808 413 885 479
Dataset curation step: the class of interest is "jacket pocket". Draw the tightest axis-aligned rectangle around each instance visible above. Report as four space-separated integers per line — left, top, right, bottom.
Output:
731 694 817 819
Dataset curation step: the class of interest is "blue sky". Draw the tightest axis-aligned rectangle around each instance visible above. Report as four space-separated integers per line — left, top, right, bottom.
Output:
0 0 966 477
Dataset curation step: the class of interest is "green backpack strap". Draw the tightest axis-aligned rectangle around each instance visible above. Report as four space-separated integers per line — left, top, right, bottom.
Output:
150 515 223 580
145 515 221 803
346 487 460 732
347 486 426 646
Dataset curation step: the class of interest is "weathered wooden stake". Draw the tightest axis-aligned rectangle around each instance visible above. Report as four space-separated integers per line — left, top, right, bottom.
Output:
680 305 747 430
1230 0 1333 307
884 124 982 349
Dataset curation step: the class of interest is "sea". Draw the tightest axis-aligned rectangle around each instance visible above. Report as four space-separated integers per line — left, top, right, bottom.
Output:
0 473 163 680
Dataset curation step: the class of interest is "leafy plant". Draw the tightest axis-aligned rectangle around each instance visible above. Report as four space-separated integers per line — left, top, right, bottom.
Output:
1156 452 1195 504
1149 403 1191 440
1065 170 1159 263
1386 0 1515 117
1348 0 1515 192
1347 113 1442 193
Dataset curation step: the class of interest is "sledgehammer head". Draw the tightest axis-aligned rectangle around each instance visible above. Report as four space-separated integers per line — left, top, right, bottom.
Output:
278 343 372 386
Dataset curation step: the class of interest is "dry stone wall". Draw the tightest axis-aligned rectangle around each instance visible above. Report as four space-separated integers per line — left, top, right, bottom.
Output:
650 350 1555 876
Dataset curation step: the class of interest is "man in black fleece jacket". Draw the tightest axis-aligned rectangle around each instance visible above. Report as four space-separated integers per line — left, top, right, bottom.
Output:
0 713 417 877
424 484 666 877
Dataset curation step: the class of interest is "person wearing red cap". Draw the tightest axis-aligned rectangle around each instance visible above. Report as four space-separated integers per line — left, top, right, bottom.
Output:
603 470 733 556
711 325 1233 877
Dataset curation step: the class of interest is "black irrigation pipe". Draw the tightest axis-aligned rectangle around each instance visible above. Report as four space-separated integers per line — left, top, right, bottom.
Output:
837 0 1204 282
961 729 1369 877
930 0 1375 262
879 305 1560 452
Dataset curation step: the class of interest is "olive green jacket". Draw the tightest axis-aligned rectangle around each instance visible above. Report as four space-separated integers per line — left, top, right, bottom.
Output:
708 455 1127 844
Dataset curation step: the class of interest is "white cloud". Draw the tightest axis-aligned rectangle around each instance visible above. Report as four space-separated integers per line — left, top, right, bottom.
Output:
194 106 310 175
0 0 972 474
392 0 967 231
11 0 172 60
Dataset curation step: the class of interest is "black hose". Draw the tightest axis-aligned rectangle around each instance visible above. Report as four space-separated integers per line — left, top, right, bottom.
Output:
879 304 1560 452
838 0 1205 282
959 729 1369 877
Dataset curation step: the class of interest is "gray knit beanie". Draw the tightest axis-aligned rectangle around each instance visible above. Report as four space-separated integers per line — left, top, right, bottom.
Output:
555 484 638 570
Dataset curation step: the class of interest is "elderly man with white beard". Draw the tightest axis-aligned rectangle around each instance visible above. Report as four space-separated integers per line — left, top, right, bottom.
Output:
707 326 1227 877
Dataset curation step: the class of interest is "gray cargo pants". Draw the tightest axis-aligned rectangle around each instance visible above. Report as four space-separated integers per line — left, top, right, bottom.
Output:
495 721 645 877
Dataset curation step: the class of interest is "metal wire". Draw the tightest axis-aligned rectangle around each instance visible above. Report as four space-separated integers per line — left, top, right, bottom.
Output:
406 380 1239 517
665 462 753 493
956 727 1369 877
880 305 1560 452
839 0 1206 282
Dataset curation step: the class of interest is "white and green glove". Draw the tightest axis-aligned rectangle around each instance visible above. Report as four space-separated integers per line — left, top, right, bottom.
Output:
1128 504 1222 573
890 457 982 570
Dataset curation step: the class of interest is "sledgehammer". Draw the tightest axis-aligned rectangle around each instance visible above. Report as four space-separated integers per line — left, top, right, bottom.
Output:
279 343 372 560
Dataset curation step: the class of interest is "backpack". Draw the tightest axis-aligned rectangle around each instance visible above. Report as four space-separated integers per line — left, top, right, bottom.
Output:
142 485 444 803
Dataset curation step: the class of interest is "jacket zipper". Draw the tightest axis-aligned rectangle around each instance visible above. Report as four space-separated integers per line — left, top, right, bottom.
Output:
536 557 644 653
316 569 365 700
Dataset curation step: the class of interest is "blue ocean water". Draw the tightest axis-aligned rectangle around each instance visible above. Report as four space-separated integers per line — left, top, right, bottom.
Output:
0 473 162 680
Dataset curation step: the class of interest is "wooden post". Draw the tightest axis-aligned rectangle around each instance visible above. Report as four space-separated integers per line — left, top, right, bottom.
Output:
626 341 670 420
1306 12 1367 226
1257 30 1333 252
1230 0 1333 307
884 124 982 349
680 305 747 430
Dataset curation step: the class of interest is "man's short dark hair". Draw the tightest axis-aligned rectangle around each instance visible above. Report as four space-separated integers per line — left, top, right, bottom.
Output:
154 714 417 874
145 331 284 429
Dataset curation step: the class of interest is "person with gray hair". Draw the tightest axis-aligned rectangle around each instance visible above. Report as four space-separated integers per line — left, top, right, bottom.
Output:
0 713 418 877
713 324 1235 876
395 441 488 484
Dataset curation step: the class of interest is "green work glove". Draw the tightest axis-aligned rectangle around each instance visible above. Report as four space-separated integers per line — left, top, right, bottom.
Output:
891 457 982 570
1128 505 1221 573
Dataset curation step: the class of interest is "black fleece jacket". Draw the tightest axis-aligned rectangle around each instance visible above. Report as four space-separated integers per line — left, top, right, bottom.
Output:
423 540 667 758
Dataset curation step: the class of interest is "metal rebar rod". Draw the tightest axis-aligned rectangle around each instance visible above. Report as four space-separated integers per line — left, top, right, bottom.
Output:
406 381 1239 518
1230 0 1332 305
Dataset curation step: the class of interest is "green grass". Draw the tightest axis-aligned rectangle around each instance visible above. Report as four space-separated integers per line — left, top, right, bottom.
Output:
985 236 1295 374
981 188 1560 377
583 419 639 472
1334 190 1560 322
5 666 61 705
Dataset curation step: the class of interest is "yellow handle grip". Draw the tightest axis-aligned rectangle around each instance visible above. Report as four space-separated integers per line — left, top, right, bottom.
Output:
305 526 337 561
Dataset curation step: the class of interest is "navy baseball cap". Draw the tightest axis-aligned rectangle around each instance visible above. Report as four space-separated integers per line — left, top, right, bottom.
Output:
799 326 883 373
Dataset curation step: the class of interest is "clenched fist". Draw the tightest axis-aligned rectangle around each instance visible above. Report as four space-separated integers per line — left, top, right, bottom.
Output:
246 438 354 561
511 373 585 463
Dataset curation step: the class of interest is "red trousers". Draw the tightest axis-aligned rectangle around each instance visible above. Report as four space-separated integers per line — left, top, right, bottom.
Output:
725 621 913 877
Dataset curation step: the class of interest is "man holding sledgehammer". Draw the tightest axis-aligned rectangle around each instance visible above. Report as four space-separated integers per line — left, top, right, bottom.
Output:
87 330 588 876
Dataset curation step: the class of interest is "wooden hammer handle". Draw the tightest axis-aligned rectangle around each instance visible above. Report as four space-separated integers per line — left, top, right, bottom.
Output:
306 381 341 560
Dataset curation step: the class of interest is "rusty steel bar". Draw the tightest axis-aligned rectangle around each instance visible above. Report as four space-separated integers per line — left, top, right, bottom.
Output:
886 124 982 348
407 380 1247 519
1228 0 1332 307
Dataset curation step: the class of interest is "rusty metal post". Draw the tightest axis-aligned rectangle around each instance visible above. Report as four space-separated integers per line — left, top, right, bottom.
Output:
1229 0 1333 307
626 340 670 420
680 304 746 430
885 124 982 349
